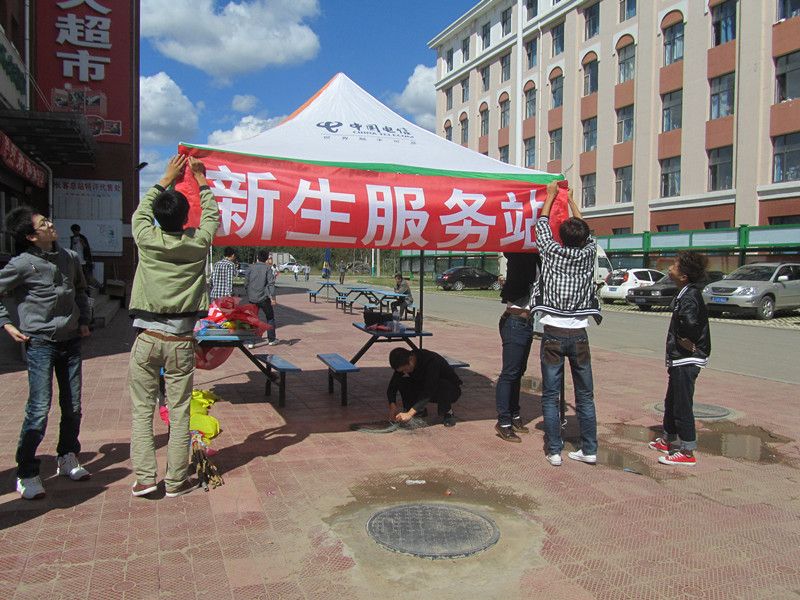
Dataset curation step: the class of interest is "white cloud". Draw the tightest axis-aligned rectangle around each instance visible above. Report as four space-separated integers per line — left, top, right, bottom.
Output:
232 94 258 112
207 114 285 146
139 72 199 146
141 0 320 84
137 148 168 192
391 64 437 131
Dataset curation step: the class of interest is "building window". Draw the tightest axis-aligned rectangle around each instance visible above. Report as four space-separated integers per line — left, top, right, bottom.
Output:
500 99 510 128
710 73 735 119
619 0 636 22
462 37 470 62
482 22 491 49
481 65 490 91
525 88 537 118
769 214 800 225
551 75 564 108
776 51 800 102
779 0 800 20
552 23 564 57
526 38 538 69
584 3 600 40
480 108 489 136
444 124 452 141
662 90 683 132
524 138 536 167
501 53 511 82
660 157 681 197
712 0 736 46
581 174 597 208
502 8 512 36
615 166 633 203
709 146 733 190
583 59 598 96
445 87 453 111
657 224 679 232
461 78 469 103
613 227 632 235
773 132 800 182
461 118 469 144
550 128 562 161
618 44 635 83
499 145 509 163
664 22 684 65
705 220 731 229
446 48 454 72
582 117 597 152
527 0 538 20
615 105 634 143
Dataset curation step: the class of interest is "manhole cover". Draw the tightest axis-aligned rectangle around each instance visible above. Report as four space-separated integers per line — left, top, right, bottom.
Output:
654 402 731 419
367 503 500 559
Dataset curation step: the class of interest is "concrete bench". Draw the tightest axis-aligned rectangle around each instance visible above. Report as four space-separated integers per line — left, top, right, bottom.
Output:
308 290 318 303
317 353 359 406
254 354 302 407
441 355 470 369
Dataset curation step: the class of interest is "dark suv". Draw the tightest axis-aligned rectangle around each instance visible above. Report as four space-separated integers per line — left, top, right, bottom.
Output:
627 271 726 311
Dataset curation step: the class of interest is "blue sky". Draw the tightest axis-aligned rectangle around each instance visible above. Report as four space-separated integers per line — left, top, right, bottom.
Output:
138 0 475 187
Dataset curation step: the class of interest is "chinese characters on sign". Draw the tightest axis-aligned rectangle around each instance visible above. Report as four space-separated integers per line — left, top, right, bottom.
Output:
0 132 47 188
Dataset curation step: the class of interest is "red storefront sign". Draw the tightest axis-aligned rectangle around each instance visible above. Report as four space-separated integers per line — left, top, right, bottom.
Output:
0 131 47 188
35 0 133 143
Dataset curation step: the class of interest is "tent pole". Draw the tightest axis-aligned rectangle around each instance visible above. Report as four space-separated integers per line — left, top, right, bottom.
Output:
418 250 424 349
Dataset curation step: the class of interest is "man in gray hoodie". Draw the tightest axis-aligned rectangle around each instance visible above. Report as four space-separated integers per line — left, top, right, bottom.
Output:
0 207 91 499
244 250 277 347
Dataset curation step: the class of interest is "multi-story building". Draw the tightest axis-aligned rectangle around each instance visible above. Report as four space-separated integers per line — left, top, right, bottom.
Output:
429 0 800 267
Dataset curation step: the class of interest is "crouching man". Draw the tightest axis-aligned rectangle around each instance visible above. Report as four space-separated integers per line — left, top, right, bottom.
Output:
387 348 461 427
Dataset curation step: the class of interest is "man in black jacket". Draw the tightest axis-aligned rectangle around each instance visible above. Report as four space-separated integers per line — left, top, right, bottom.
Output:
387 348 461 427
649 251 711 466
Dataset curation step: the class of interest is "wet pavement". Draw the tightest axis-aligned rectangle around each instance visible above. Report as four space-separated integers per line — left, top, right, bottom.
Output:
0 286 799 599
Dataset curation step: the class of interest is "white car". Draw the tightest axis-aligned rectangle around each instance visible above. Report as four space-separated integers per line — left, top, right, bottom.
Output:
278 261 297 272
600 268 666 304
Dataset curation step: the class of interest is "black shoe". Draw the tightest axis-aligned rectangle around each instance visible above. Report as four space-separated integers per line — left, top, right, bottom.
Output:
495 423 521 443
442 412 456 427
511 416 529 434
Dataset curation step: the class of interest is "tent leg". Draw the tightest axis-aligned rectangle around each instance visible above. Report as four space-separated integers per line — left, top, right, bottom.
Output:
418 250 424 349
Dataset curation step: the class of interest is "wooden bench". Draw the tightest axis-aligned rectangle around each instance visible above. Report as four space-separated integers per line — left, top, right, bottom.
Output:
317 353 360 406
308 290 318 303
441 355 470 369
254 354 302 407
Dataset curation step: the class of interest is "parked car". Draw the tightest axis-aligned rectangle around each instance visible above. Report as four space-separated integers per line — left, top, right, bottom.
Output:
237 263 252 278
436 266 500 291
600 269 666 304
626 271 726 311
347 261 371 274
702 262 800 320
278 260 297 272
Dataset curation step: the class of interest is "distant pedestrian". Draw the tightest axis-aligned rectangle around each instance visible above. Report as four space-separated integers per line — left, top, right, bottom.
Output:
532 181 601 467
338 261 346 285
387 348 461 427
245 251 278 347
292 264 299 281
304 264 310 281
210 246 236 302
69 223 95 287
649 251 711 466
0 208 92 499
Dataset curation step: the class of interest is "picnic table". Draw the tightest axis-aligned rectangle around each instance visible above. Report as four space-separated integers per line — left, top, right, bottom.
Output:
312 280 343 300
350 322 432 364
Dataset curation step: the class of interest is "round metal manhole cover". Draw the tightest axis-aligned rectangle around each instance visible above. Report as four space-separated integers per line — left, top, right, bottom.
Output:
654 402 731 419
366 503 500 559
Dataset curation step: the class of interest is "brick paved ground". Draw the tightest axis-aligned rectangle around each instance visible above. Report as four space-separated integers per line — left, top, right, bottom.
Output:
0 287 798 599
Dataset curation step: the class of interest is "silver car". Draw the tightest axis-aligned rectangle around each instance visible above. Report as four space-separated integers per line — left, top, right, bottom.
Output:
702 262 800 320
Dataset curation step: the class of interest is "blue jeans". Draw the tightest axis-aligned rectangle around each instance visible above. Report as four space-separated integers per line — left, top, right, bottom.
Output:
17 337 83 478
495 314 534 426
540 326 597 456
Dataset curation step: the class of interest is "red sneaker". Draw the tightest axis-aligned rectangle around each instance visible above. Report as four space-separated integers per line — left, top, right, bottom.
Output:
658 451 696 466
648 438 670 453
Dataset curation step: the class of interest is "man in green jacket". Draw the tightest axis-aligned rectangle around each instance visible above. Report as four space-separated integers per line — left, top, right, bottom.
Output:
128 155 219 498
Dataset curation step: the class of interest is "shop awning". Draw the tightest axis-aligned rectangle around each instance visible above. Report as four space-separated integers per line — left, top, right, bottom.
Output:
0 109 96 167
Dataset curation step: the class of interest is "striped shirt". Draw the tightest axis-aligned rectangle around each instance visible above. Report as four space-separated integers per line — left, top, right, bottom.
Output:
210 258 236 301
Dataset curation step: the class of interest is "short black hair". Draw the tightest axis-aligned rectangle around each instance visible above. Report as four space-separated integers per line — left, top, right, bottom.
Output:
223 246 236 258
394 272 403 279
70 223 80 233
256 250 269 262
389 348 413 370
675 251 708 284
152 189 189 232
559 217 590 248
6 206 36 250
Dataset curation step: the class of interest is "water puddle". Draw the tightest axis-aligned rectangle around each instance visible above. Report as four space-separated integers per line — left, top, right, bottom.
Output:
608 422 794 465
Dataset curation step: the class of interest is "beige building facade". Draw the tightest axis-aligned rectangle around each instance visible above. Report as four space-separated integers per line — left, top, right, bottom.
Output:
429 0 800 237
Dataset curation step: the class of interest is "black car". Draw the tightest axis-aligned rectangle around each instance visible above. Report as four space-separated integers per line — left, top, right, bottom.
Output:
626 271 725 310
436 266 500 291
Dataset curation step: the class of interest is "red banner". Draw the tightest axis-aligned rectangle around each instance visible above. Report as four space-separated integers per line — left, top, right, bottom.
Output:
35 0 133 143
0 131 47 187
175 148 570 251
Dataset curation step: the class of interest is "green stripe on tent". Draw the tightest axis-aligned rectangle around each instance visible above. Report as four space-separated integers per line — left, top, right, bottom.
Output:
180 143 564 184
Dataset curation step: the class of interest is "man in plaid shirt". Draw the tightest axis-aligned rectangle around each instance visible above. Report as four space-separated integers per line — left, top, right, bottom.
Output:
210 246 237 301
531 181 601 468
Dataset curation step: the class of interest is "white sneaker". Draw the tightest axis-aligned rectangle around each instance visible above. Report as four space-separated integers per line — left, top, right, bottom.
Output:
57 452 91 481
568 449 597 464
245 342 256 349
267 339 279 346
16 476 46 499
546 454 562 466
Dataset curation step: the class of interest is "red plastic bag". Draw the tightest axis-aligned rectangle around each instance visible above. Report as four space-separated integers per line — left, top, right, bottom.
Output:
194 297 269 369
